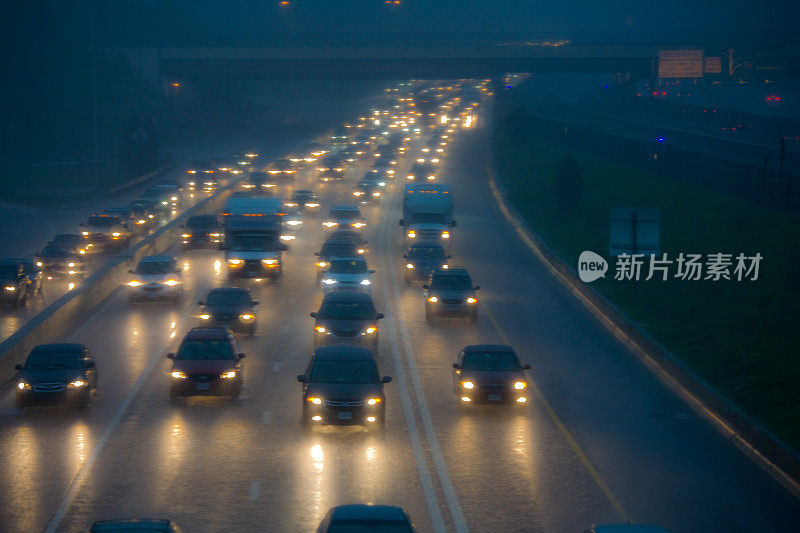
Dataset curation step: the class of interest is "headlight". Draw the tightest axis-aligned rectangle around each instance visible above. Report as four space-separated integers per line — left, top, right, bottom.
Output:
199 314 211 320
360 279 371 286
240 313 255 322
127 280 142 287
171 371 187 379
322 279 337 285
171 196 177 201
36 261 43 267
351 222 365 228
407 231 416 238
466 297 477 304
112 232 121 237
68 379 87 388
372 192 381 197
427 296 438 303
514 381 527 390
161 201 169 205
353 191 364 196
164 279 179 286
314 325 326 333
286 220 302 226
367 397 382 405
323 221 338 227
17 381 30 390
228 259 243 265
365 326 377 334
220 370 237 379
406 263 414 269
306 202 319 207
262 259 276 265
81 231 89 236
357 248 366 254
5 286 16 291
209 233 220 237
181 233 191 238
316 261 328 268
307 396 322 405
136 219 145 225
441 231 450 239
461 380 474 389
68 262 75 267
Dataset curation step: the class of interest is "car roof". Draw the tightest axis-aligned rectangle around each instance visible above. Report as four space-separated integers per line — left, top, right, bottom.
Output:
330 504 408 520
208 287 249 295
433 267 469 275
30 343 88 355
90 518 174 532
330 256 365 263
183 327 229 341
139 255 174 263
463 344 515 353
322 290 374 303
313 346 375 361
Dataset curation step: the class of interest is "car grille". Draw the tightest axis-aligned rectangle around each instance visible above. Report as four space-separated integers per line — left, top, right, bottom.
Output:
417 230 440 238
326 399 365 407
330 329 359 338
189 373 218 383
214 314 237 322
442 299 463 305
91 233 108 241
34 382 65 392
244 259 261 268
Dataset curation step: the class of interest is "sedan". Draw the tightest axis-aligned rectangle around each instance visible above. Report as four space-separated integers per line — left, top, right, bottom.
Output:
127 255 182 303
298 346 391 428
316 504 414 532
320 257 374 293
403 242 449 282
311 290 383 351
37 245 85 279
15 343 98 409
322 205 366 231
167 327 245 399
453 345 530 406
197 287 259 334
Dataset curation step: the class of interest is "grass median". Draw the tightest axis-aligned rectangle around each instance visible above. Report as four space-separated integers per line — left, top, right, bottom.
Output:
493 105 800 451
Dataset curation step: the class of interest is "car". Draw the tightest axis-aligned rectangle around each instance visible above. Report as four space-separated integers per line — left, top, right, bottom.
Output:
583 526 672 533
423 267 480 321
298 346 391 428
127 203 157 232
311 290 383 351
102 206 142 234
14 343 97 409
406 162 437 182
315 238 364 275
371 159 396 180
403 242 450 281
300 142 328 162
266 158 298 178
80 214 131 250
452 345 530 407
322 205 366 231
320 257 374 293
14 257 44 297
318 167 346 183
316 504 414 532
37 245 85 279
352 180 382 203
181 215 223 250
0 259 28 308
167 327 245 399
197 287 259 334
155 179 182 191
90 518 183 533
151 185 182 209
127 255 183 303
287 189 320 211
241 171 278 194
326 229 369 253
141 187 175 212
361 171 388 189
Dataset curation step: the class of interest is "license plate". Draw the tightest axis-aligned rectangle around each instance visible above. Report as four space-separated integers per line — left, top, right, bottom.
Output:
337 411 352 420
488 393 502 401
196 383 210 390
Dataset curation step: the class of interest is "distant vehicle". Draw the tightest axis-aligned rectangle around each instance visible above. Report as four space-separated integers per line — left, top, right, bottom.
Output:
151 184 182 208
423 267 479 322
241 171 278 194
320 257 374 293
311 290 383 351
15 343 97 409
167 327 245 399
326 229 369 252
14 258 43 297
353 180 382 203
127 203 156 232
155 179 182 191
298 346 391 429
403 242 450 282
316 504 413 532
80 214 131 251
90 518 183 533
102 206 143 235
127 255 182 303
372 159 396 179
141 187 174 212
0 259 28 308
49 233 91 258
452 345 529 407
181 215 223 250
318 167 346 183
406 161 436 182
315 238 364 274
37 245 85 279
266 159 297 177
329 125 350 146
287 189 320 211
323 205 366 231
197 287 259 334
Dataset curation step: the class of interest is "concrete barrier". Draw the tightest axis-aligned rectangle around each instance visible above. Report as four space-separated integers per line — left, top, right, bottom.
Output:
0 182 237 384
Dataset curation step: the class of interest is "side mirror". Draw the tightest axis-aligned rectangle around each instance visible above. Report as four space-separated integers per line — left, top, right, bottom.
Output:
474 285 481 290
167 353 176 359
398 219 405 226
14 364 23 371
452 363 461 370
381 376 392 383
376 313 384 320
297 374 308 382
446 255 452 259
310 312 318 318
197 301 204 306
180 224 184 228
422 284 429 290
314 252 319 256
251 301 259 306
85 361 96 368
369 269 375 274
402 254 407 258
523 364 531 370
128 269 134 274
238 353 246 359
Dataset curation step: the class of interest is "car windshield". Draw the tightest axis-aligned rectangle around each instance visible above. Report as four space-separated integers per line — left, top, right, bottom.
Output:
293 191 312 200
357 182 374 190
410 246 445 259
321 242 356 257
328 522 413 533
310 359 378 384
229 234 277 251
319 301 374 320
87 216 119 227
176 340 234 360
462 351 520 371
331 209 359 220
410 213 447 224
206 291 251 306
136 261 173 274
188 217 218 230
41 246 71 257
430 274 472 290
329 259 367 274
25 351 84 370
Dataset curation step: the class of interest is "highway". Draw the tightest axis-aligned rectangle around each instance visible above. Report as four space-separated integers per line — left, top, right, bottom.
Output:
1 97 799 532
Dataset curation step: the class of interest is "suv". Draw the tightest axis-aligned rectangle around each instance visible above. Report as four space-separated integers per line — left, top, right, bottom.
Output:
37 245 85 279
315 238 363 276
403 242 450 282
310 291 384 351
15 343 97 409
181 215 223 250
452 345 530 406
127 255 183 303
323 205 366 231
297 346 391 428
167 327 245 399
287 189 320 211
197 287 259 334
317 505 414 532
0 259 29 308
423 267 480 321
320 257 374 293
80 214 131 251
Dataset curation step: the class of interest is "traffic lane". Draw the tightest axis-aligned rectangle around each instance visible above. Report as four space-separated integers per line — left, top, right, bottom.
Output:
441 116 800 530
51 218 437 532
0 251 220 532
377 162 620 532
